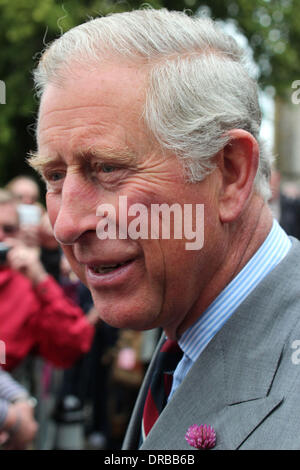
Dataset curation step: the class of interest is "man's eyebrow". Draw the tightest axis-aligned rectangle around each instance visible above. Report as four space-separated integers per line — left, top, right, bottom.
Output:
27 151 61 174
78 146 137 166
28 147 137 173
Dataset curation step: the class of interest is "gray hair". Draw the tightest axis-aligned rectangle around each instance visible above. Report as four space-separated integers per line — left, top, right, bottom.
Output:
34 8 273 200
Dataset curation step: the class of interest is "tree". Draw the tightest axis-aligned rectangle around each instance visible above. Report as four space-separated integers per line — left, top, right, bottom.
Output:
0 0 143 185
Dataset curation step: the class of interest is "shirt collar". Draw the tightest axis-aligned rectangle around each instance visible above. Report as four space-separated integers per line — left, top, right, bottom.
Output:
179 219 292 362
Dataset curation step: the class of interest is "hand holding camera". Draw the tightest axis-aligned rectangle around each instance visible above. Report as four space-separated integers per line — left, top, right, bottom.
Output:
6 242 48 286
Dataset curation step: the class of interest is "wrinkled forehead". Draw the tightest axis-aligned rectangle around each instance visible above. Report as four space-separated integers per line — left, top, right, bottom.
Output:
37 59 148 119
35 61 155 168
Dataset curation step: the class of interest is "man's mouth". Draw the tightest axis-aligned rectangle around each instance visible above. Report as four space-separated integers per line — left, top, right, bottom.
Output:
84 257 138 288
90 260 132 275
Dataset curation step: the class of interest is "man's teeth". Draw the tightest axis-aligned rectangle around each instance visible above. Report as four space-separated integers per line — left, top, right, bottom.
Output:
92 262 127 274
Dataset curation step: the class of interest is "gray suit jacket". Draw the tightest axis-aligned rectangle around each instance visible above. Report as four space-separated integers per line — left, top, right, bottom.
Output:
123 237 300 450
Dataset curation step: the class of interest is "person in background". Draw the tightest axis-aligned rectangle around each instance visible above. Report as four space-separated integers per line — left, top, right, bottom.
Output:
0 188 96 372
8 177 61 278
269 169 300 240
55 254 118 450
0 367 38 450
6 175 43 248
6 175 40 206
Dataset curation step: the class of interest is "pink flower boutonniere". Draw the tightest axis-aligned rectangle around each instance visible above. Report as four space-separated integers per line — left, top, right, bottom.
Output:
185 424 216 450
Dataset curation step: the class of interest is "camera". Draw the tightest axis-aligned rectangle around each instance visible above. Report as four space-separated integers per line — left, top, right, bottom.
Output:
0 242 11 265
18 204 41 226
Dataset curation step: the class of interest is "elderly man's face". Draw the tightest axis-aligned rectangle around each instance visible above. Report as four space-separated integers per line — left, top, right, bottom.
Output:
37 62 222 338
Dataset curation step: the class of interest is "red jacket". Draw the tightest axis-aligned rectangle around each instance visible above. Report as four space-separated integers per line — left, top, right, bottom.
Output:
0 267 94 371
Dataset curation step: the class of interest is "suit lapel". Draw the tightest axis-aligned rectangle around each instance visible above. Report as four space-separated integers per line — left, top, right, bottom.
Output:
141 307 285 450
141 253 293 450
126 239 300 450
215 396 284 449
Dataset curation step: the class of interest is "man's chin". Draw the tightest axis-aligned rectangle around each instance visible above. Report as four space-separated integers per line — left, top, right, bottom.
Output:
91 296 160 331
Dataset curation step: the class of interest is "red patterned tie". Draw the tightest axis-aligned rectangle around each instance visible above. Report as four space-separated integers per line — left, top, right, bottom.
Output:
142 339 183 439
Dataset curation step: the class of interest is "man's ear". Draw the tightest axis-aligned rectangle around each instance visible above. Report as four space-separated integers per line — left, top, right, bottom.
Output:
217 129 259 223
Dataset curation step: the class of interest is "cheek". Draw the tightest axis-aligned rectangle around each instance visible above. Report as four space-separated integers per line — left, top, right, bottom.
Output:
120 182 180 215
120 182 156 205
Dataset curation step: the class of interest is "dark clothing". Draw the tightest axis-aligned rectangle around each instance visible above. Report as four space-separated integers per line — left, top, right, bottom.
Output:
280 194 300 240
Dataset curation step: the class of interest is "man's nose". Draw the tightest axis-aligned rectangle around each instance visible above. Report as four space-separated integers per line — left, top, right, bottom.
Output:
52 174 99 245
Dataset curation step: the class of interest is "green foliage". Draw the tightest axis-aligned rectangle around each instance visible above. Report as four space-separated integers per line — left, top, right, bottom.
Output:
163 0 298 94
0 0 299 183
0 0 137 184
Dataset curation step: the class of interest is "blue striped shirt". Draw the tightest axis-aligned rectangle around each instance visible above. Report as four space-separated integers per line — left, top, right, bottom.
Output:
169 219 292 400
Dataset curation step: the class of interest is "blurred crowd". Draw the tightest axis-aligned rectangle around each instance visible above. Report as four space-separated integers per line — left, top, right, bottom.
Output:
0 175 160 450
